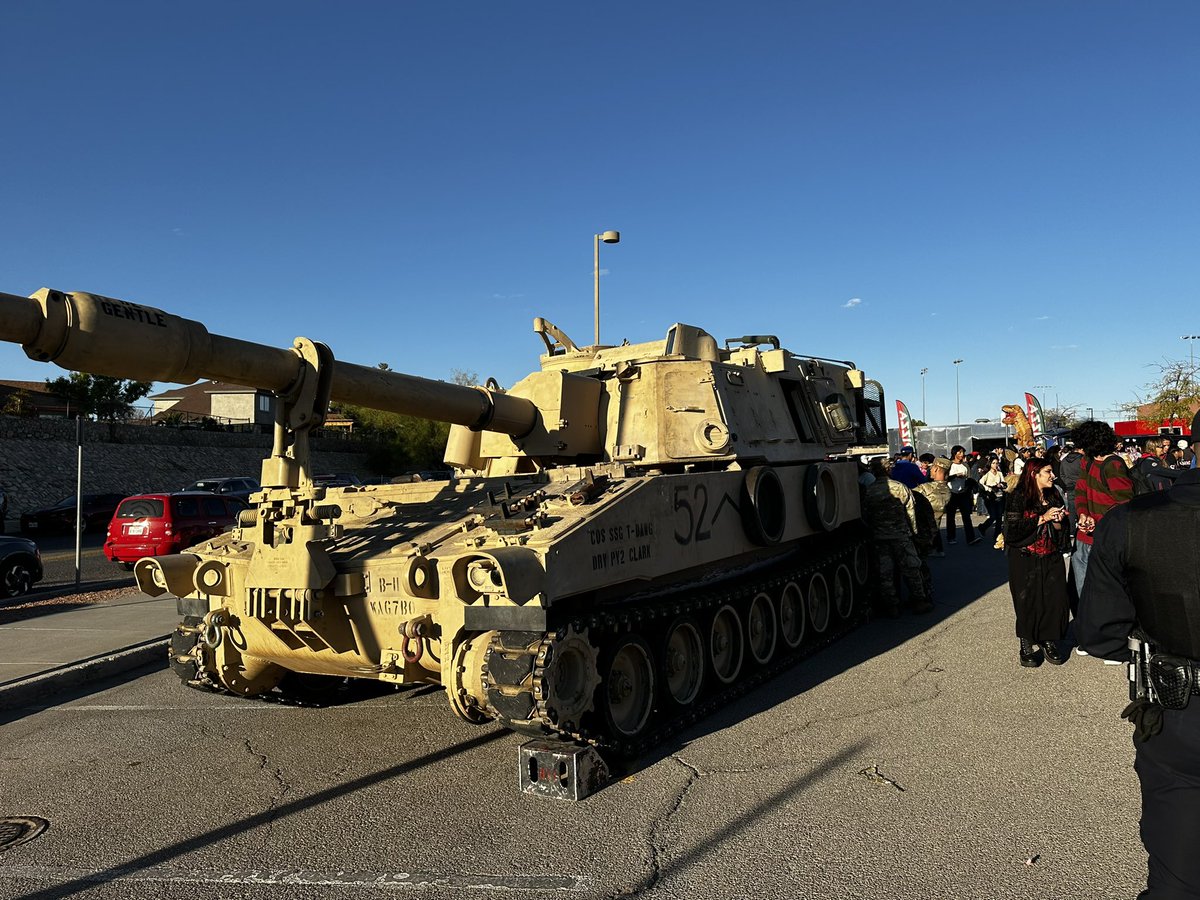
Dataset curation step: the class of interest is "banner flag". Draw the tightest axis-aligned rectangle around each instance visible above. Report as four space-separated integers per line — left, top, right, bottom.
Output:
1025 392 1045 437
895 400 913 448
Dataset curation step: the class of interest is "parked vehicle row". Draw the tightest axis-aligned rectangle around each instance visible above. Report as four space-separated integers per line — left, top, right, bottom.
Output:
5 477 258 595
6 473 367 593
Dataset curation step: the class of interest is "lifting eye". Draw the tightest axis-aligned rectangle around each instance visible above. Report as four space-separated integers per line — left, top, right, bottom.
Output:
406 556 439 599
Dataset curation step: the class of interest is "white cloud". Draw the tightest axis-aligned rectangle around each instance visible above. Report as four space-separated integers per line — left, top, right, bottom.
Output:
1034 315 1051 321
1051 343 1079 350
843 298 862 309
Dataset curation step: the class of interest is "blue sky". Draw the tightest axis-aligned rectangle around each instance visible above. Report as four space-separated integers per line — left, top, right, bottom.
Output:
2 2 1197 426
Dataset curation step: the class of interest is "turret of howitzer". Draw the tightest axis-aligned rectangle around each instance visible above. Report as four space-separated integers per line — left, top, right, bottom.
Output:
0 288 883 476
0 286 888 756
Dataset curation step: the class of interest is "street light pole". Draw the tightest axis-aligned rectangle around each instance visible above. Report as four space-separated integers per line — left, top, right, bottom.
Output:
920 367 928 423
952 359 963 425
1034 383 1057 416
1182 335 1200 372
594 230 620 346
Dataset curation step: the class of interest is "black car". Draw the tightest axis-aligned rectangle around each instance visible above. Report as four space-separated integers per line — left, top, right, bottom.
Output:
1 535 43 597
19 492 128 536
181 477 260 503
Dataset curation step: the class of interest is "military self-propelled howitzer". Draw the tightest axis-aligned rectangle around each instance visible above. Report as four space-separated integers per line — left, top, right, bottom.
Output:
0 288 887 757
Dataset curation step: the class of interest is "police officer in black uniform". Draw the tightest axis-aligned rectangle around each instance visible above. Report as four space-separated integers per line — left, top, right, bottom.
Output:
1078 464 1200 899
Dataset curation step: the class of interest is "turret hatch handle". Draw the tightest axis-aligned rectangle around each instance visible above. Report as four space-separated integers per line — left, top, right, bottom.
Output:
724 335 780 351
533 317 580 356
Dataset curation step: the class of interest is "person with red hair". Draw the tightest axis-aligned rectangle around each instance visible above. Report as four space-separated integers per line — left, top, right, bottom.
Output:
1003 456 1071 667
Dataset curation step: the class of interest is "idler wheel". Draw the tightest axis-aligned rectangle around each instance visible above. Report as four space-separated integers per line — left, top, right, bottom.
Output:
833 564 855 620
778 581 806 649
600 635 656 739
807 572 831 635
746 591 777 665
542 625 601 729
709 604 744 684
661 617 704 707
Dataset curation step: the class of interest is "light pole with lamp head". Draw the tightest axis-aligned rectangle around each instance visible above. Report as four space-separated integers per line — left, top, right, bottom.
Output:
1182 335 1200 374
953 359 963 425
1034 383 1058 419
920 367 928 423
594 230 620 346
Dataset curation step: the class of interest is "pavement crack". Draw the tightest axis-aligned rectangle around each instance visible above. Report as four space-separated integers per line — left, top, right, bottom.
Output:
609 755 703 899
243 738 291 850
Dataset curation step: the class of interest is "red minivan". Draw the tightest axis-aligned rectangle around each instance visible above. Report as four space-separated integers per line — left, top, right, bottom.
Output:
104 491 247 568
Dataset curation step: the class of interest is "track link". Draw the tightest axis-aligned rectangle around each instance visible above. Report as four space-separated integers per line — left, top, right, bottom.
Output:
485 531 872 757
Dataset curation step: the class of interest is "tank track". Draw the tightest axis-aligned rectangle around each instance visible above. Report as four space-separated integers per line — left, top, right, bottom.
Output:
482 529 873 758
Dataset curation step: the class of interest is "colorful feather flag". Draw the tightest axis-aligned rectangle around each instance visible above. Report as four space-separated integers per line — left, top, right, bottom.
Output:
1025 392 1045 437
895 400 913 448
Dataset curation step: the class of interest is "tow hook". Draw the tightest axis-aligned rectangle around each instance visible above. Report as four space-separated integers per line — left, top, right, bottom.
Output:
202 610 229 649
399 616 434 663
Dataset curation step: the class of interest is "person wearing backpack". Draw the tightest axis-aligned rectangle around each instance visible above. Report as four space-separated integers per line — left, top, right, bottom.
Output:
1136 438 1179 492
1072 420 1134 594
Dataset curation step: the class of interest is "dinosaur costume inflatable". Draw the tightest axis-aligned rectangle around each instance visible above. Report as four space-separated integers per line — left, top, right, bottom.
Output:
1001 404 1035 447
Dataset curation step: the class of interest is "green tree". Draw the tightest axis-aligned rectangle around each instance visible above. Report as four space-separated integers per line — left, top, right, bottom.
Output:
1135 359 1200 428
45 372 153 421
1042 406 1081 430
328 365 478 475
1 388 37 417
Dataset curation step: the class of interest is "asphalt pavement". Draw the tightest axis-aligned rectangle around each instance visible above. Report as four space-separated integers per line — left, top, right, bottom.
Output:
0 533 1149 900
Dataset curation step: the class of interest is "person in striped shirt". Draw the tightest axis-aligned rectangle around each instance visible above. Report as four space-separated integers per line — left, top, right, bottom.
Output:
1072 420 1134 593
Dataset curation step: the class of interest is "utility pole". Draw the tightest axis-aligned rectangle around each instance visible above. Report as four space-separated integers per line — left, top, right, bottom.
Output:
953 359 963 425
920 368 928 423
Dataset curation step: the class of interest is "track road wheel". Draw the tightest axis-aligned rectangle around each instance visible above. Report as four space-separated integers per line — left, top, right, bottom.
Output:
853 544 870 585
833 564 855 620
778 581 806 649
709 604 744 684
662 617 704 707
808 572 831 636
746 591 777 665
600 635 656 740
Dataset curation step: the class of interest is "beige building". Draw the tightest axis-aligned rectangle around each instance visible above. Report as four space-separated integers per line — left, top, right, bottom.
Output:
150 380 275 429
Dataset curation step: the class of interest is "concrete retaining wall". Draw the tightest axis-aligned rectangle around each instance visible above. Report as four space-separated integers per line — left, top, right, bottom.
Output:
0 415 372 525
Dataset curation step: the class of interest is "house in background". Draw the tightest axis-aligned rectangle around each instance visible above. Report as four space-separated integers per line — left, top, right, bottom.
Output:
0 380 72 417
150 380 276 430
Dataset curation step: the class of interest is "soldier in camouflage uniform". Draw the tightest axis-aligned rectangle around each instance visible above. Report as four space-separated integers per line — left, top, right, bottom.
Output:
913 457 952 558
864 458 933 616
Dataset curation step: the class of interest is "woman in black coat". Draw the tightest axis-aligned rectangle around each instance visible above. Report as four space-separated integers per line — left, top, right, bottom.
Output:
1003 457 1070 667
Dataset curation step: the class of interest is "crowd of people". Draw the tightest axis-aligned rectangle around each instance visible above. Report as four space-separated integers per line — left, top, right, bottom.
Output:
860 421 1200 899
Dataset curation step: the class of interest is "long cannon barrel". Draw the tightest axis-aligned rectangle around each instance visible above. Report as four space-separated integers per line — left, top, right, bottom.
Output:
0 288 537 436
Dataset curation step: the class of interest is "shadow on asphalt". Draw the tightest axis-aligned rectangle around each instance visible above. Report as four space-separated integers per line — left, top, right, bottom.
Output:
625 536 1013 780
8 728 510 900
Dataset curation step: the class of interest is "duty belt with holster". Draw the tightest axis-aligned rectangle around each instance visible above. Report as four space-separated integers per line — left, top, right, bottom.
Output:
1128 634 1200 709
1124 634 1200 742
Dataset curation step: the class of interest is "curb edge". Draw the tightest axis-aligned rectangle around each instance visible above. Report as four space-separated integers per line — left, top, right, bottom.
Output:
0 637 169 711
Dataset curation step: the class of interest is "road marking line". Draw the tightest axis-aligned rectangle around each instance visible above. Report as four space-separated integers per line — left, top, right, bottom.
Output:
0 864 588 891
